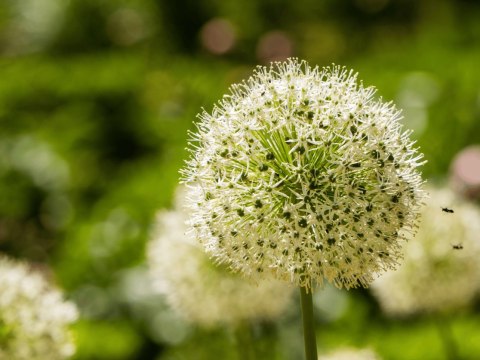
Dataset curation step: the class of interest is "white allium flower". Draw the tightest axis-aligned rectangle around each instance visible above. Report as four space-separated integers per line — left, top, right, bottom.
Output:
0 256 78 360
182 59 425 290
318 347 381 360
371 187 480 316
147 190 293 328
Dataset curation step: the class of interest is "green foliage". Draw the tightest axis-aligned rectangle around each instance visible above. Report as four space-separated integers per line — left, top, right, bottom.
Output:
73 320 143 360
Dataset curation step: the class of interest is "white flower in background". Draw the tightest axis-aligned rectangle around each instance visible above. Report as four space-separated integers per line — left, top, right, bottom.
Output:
182 58 425 290
0 256 78 360
371 187 480 316
147 190 293 328
318 347 381 360
3 0 66 54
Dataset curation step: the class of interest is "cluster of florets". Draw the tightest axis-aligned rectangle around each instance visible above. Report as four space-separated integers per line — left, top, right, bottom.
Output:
371 186 480 316
182 59 425 290
147 190 293 328
0 256 78 360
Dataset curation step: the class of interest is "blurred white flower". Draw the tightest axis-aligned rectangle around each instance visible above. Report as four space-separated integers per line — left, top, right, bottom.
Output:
147 189 293 328
0 256 78 359
3 0 66 54
318 347 381 360
182 58 426 290
371 186 480 316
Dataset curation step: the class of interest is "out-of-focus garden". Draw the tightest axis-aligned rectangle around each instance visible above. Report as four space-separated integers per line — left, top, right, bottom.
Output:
1 0 480 359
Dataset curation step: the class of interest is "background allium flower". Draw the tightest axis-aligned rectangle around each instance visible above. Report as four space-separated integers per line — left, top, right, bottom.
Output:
371 186 480 316
182 58 425 290
318 347 381 360
0 256 78 360
147 189 293 328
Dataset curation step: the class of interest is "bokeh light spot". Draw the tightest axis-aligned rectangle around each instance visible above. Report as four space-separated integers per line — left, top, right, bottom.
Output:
256 30 294 63
450 146 480 200
200 18 236 55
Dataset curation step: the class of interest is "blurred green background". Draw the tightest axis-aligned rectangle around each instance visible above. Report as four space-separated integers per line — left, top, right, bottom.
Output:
1 0 480 359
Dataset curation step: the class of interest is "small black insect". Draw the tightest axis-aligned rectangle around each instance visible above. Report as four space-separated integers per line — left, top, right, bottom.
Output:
441 207 454 213
452 244 464 250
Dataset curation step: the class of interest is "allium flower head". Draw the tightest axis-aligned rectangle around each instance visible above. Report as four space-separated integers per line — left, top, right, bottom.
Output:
371 187 480 316
147 190 293 328
182 59 425 290
0 256 78 360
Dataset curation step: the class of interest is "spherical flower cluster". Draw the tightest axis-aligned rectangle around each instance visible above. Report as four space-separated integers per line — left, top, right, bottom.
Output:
371 186 480 316
182 59 425 290
147 190 293 328
318 348 381 360
0 256 78 360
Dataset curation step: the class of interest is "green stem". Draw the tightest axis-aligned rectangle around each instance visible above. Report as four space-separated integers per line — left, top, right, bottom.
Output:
300 285 318 360
434 316 460 360
234 321 255 360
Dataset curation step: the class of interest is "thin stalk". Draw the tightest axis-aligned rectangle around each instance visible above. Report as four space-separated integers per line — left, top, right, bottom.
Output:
300 285 318 360
234 321 255 360
434 316 460 360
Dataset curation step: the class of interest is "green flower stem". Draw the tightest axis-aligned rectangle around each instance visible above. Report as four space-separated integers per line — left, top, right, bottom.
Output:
434 316 460 360
300 285 318 360
234 321 255 360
